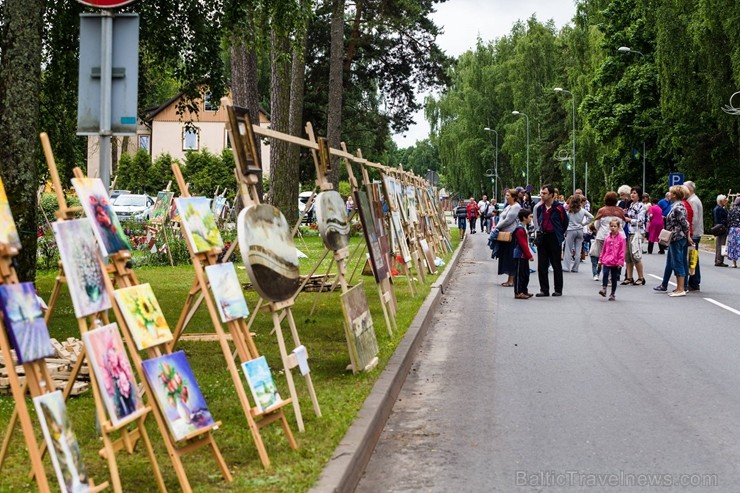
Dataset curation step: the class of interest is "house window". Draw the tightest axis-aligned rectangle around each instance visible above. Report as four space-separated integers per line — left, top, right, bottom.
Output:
204 92 217 111
182 127 200 151
224 129 231 149
138 135 151 154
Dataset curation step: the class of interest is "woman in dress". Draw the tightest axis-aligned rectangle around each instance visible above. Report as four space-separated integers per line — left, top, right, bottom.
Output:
562 195 593 273
495 189 522 287
622 186 647 285
646 197 664 254
726 197 740 268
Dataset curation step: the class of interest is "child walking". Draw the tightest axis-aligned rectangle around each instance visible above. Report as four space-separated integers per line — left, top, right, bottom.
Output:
513 209 535 299
598 219 626 300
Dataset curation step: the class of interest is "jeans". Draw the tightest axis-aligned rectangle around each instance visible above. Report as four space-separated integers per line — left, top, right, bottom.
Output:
602 266 621 293
687 235 701 288
669 237 688 277
537 232 564 294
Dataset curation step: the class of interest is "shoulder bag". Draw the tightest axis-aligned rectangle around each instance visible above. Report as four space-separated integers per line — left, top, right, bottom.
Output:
497 230 513 242
658 228 674 246
710 223 727 236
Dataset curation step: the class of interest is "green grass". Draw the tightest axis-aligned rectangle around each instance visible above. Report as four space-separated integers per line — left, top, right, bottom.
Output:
0 233 459 493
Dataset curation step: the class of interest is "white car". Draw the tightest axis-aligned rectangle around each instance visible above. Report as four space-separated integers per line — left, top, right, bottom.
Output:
298 191 315 223
112 193 154 222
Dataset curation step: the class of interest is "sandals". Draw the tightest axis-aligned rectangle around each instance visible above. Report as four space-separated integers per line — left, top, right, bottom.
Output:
634 278 646 286
620 278 634 285
501 282 514 287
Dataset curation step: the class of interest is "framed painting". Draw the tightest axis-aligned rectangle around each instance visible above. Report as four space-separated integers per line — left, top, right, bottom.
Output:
72 177 132 257
0 282 54 364
315 190 350 251
150 191 173 225
354 190 389 283
0 176 21 249
33 391 91 493
174 197 224 253
241 356 282 413
113 283 173 350
390 211 412 263
204 262 250 322
226 104 263 176
52 219 112 318
142 351 215 441
340 284 378 372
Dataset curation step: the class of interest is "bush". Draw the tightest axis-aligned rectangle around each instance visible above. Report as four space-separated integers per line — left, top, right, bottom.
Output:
36 230 58 271
38 192 81 227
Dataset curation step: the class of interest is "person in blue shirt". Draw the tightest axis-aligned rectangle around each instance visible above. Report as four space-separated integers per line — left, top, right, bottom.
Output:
658 191 672 217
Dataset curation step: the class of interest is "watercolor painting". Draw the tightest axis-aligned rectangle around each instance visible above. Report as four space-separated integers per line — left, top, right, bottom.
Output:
0 282 54 364
0 176 21 249
52 219 111 318
142 351 215 441
340 284 378 372
315 190 350 251
174 197 224 253
113 283 172 350
241 356 282 413
204 262 250 322
354 190 389 283
237 204 300 302
72 177 132 257
150 191 173 225
212 196 228 220
33 391 91 493
390 211 412 263
82 323 141 426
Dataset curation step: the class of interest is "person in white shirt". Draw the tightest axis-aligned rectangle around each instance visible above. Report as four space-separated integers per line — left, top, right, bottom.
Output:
685 181 703 291
478 195 492 234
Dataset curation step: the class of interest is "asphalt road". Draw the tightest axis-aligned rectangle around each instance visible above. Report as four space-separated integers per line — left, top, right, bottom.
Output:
356 233 740 492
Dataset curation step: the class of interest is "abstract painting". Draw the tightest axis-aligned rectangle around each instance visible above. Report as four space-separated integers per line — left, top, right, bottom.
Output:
340 283 378 373
354 190 389 283
204 262 250 322
150 191 173 225
53 219 112 318
33 391 91 493
82 323 142 426
174 197 224 253
113 283 173 350
72 177 132 257
0 175 21 249
315 190 350 251
241 356 282 413
0 282 54 364
142 351 215 441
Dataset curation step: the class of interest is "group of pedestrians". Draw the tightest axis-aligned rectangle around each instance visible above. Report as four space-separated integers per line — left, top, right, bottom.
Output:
455 194 497 239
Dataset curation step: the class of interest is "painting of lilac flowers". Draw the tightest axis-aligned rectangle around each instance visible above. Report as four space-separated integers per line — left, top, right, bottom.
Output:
82 323 141 426
113 284 172 350
0 282 54 364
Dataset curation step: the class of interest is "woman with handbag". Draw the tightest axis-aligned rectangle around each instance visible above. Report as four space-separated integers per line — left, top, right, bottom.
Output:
621 186 648 285
656 185 693 296
713 194 729 266
493 189 522 287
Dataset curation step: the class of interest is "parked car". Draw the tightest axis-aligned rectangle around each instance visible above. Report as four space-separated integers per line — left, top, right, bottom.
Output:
109 189 131 201
298 191 315 223
112 193 154 222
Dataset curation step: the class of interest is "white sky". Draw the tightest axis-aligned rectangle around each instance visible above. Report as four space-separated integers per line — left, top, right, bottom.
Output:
392 0 578 148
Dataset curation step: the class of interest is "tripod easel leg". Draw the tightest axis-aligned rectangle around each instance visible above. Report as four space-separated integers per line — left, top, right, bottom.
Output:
285 308 321 417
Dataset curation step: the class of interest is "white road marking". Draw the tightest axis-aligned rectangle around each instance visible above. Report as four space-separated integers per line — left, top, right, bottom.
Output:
704 298 740 316
647 273 676 287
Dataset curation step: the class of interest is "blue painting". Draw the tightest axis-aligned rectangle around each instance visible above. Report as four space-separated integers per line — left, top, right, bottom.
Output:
204 262 249 322
0 282 54 364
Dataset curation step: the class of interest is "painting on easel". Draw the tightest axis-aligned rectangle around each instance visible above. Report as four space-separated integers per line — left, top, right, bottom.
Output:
241 356 282 413
0 282 55 364
82 323 142 426
142 351 215 441
174 197 224 253
52 219 112 318
340 284 378 372
204 262 250 322
390 211 412 263
354 190 389 282
33 390 91 493
0 176 21 249
72 177 132 257
113 283 173 350
315 191 350 251
150 191 174 225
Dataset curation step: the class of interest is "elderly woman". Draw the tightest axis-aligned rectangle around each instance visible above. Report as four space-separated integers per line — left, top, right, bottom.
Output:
656 185 693 296
621 186 648 285
591 191 626 281
727 197 740 268
713 194 729 266
494 188 522 286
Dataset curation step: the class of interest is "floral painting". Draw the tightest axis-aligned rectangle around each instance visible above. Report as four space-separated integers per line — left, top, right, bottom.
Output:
82 323 141 426
150 191 173 225
142 351 215 441
0 282 54 364
174 197 223 253
204 262 249 322
113 284 172 350
52 219 111 318
0 176 21 249
72 177 131 257
241 356 282 413
33 391 91 493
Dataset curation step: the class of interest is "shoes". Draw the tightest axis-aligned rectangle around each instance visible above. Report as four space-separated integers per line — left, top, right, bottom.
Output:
608 294 615 301
716 263 729 267
620 278 634 285
598 288 606 297
653 285 667 292
593 275 600 281
688 286 700 292
471 231 476 234
634 278 646 286
526 293 533 298
535 292 549 297
658 251 665 254
571 269 579 273
668 291 686 297
552 292 562 297
515 293 530 299
501 282 514 287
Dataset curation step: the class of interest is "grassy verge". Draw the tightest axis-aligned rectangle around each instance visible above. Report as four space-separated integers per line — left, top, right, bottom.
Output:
0 233 458 493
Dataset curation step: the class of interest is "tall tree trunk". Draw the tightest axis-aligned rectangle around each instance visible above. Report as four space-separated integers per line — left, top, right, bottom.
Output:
0 0 44 282
326 0 345 188
288 9 309 187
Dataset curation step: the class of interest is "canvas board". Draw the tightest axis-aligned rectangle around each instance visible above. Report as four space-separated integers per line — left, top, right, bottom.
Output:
420 238 437 274
390 210 412 263
340 283 378 372
33 391 91 493
212 196 228 219
0 282 55 364
142 351 215 441
174 197 224 253
113 283 173 350
53 219 112 318
315 190 350 251
354 190 389 283
0 176 21 249
241 356 282 413
204 262 250 322
72 177 132 257
150 191 173 225
406 185 418 224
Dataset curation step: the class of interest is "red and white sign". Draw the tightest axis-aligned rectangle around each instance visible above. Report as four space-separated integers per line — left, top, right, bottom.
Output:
76 0 137 8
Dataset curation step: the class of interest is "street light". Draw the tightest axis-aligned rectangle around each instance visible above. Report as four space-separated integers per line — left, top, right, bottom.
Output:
511 111 529 187
618 45 646 193
483 127 498 201
554 87 577 195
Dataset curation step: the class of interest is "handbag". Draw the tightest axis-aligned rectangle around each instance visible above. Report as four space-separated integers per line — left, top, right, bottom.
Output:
630 233 643 261
588 238 602 257
658 228 674 246
497 231 513 242
533 230 544 247
711 223 727 236
722 245 728 256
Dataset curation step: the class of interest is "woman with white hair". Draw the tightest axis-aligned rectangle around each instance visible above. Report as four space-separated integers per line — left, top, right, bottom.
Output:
713 194 729 266
727 197 740 268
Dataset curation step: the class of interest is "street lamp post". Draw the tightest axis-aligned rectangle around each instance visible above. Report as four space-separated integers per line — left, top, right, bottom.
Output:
483 127 498 201
511 111 529 187
618 46 646 193
554 87 576 194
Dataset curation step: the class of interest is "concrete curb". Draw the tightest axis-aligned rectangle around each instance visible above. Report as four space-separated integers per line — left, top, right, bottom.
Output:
310 235 468 493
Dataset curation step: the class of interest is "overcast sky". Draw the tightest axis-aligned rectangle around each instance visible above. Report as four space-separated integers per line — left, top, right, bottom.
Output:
392 0 578 148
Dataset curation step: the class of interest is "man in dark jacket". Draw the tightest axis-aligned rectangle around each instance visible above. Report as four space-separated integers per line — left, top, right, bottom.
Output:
535 184 569 297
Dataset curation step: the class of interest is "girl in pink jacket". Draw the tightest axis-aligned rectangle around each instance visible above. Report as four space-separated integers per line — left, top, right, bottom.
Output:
598 219 626 300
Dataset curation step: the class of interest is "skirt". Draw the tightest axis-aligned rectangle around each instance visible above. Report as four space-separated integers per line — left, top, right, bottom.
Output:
727 227 740 261
497 240 516 276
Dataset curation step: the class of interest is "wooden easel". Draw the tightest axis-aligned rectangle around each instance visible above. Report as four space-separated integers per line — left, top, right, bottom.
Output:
146 182 175 267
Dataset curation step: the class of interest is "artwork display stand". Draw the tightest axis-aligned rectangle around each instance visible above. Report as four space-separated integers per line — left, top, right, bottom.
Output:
169 163 297 468
146 181 175 267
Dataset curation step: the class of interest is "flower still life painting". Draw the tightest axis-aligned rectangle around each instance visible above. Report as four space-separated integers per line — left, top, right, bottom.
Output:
204 262 249 322
82 323 142 426
150 191 174 225
113 283 173 350
142 351 215 441
72 177 132 257
53 219 112 318
0 176 21 249
174 197 224 253
0 282 54 364
241 356 282 413
33 391 91 493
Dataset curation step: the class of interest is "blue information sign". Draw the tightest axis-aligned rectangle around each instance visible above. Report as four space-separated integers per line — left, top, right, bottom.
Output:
668 173 684 187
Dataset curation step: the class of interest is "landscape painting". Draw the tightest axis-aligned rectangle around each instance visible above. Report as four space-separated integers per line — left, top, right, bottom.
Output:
53 219 112 318
391 211 412 263
142 351 215 441
0 282 54 364
204 262 250 322
113 283 173 350
0 176 21 249
174 197 224 253
241 356 282 413
82 323 142 426
72 177 132 257
341 284 378 373
315 190 350 251
150 191 173 225
354 190 389 283
33 391 91 493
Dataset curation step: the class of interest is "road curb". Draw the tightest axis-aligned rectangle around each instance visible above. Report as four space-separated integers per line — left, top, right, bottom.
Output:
309 235 468 493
